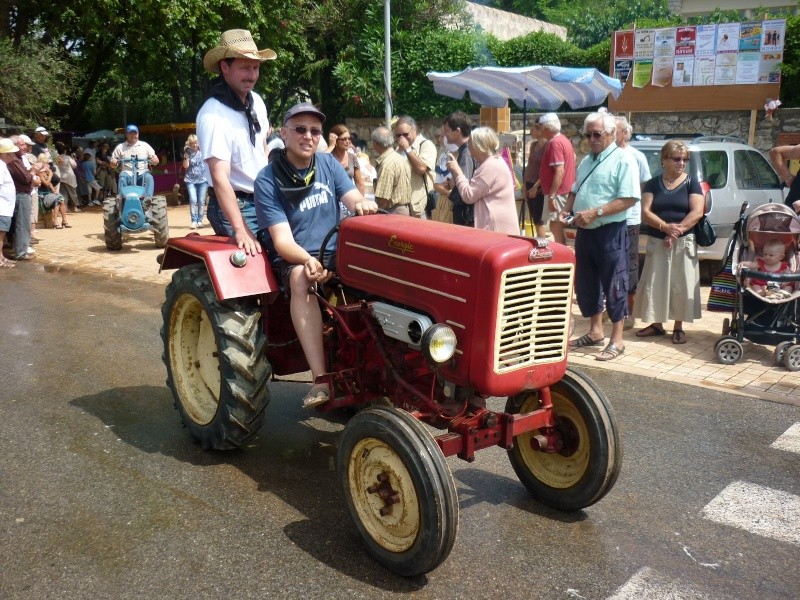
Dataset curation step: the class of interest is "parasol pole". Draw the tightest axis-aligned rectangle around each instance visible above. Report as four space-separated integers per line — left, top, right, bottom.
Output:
519 96 528 235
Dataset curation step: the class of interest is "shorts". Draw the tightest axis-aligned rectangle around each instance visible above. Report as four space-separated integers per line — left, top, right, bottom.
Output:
627 224 640 294
0 215 11 233
544 194 568 223
272 254 336 295
574 221 629 322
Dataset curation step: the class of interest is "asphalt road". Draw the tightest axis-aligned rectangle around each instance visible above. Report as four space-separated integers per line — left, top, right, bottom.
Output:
1 269 799 599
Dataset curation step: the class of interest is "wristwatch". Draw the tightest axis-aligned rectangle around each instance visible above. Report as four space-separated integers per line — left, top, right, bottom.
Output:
596 206 604 217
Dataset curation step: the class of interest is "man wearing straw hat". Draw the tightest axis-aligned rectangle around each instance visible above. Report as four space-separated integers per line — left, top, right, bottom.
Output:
197 29 276 255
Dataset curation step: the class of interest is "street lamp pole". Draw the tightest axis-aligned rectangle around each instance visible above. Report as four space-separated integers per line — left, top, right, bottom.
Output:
384 0 392 127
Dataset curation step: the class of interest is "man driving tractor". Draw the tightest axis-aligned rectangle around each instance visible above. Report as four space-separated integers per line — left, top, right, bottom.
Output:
110 124 159 198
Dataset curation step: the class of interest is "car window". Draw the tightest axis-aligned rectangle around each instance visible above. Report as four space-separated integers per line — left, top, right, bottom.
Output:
733 150 765 190
641 149 663 178
698 150 727 189
748 150 782 189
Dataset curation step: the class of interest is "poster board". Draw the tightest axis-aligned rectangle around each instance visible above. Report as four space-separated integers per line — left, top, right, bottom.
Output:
608 20 783 112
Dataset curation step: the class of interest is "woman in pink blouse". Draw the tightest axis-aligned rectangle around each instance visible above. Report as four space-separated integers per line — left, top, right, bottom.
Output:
446 126 518 235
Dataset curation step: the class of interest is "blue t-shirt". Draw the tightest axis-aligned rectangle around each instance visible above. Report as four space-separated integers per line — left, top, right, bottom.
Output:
81 159 96 183
255 152 356 264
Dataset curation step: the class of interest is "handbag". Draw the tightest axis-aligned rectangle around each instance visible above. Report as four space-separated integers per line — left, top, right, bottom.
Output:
707 258 737 312
694 215 716 247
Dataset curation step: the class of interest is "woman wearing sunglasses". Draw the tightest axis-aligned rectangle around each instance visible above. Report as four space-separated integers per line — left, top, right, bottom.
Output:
325 124 365 196
635 140 704 344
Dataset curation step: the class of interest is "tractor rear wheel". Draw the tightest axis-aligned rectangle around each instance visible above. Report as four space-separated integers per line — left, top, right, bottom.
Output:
149 195 169 248
505 367 622 511
103 196 122 250
338 406 458 577
161 264 271 450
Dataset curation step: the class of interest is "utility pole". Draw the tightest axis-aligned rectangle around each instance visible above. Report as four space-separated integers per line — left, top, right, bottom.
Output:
384 0 392 128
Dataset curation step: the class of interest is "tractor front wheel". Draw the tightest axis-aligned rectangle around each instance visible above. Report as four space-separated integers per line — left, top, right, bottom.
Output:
505 367 622 511
149 195 169 248
338 406 458 577
161 264 271 449
103 196 122 250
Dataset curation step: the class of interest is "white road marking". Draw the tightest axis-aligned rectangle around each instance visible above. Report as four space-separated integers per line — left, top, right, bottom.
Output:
607 566 714 599
702 481 800 546
771 422 800 454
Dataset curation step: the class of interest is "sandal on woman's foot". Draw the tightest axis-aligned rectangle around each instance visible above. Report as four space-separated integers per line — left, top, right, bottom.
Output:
0 258 16 268
569 333 605 349
62 222 72 228
672 329 687 344
302 383 330 409
53 223 63 229
596 342 624 361
636 323 665 337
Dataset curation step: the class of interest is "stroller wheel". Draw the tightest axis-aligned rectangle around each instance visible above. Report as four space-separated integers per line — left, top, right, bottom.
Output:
722 318 730 336
716 337 743 365
774 341 792 366
782 345 800 371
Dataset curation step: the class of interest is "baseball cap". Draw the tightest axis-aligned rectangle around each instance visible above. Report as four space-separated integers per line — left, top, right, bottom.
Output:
35 126 50 136
19 134 34 145
126 124 139 133
538 113 559 125
282 102 326 126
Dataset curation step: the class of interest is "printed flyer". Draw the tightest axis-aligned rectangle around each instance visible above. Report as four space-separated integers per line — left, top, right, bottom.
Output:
735 52 760 84
695 24 717 56
739 22 762 52
632 61 653 88
675 26 697 56
673 57 695 86
762 19 786 52
634 29 655 59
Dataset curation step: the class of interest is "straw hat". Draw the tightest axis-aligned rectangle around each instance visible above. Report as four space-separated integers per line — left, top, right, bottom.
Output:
0 138 19 154
203 29 276 74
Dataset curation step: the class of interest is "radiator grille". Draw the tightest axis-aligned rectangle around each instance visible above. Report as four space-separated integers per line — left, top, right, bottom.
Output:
494 264 574 373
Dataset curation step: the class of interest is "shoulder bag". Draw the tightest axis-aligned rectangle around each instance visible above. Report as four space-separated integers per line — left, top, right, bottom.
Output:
688 176 716 246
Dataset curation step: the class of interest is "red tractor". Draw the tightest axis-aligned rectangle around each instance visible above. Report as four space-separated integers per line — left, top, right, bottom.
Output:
159 215 621 577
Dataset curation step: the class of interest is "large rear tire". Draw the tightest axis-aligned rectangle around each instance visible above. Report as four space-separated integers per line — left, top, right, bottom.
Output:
338 406 458 577
149 195 169 248
505 367 622 511
161 264 271 450
103 196 122 250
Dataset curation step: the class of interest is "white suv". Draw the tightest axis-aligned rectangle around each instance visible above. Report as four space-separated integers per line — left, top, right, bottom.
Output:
630 135 785 261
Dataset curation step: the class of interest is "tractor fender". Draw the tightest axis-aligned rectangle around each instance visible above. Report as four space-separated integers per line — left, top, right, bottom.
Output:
159 234 280 301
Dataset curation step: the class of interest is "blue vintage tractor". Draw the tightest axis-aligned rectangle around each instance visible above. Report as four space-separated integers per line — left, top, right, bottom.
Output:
103 156 169 250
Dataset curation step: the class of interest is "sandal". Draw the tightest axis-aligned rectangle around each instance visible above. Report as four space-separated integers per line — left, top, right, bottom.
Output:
596 342 624 361
636 323 665 337
53 223 63 229
62 222 72 228
672 329 687 344
0 257 16 268
302 383 330 409
569 333 605 349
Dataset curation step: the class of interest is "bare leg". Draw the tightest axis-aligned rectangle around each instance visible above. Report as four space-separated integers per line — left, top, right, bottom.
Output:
550 219 566 245
288 267 326 381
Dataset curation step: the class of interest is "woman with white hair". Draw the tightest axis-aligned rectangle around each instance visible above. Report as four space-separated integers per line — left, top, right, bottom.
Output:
446 126 517 234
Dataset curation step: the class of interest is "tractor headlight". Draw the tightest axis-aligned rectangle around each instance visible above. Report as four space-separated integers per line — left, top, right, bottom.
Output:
421 324 457 364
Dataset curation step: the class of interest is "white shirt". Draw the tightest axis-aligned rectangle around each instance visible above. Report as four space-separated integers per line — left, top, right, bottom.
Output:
623 145 651 226
196 93 269 193
0 160 16 218
112 140 157 176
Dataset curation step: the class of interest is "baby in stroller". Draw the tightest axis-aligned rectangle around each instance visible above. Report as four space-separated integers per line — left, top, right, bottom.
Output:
740 238 794 298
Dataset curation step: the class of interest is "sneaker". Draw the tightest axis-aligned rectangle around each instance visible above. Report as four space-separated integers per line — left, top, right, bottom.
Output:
191 222 197 229
91 200 102 206
26 247 36 255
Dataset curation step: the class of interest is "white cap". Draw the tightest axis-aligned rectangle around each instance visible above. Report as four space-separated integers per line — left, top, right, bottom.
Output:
538 113 559 125
35 126 50 136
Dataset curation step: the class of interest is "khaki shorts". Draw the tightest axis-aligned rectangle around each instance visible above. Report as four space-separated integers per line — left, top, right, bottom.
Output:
544 193 567 223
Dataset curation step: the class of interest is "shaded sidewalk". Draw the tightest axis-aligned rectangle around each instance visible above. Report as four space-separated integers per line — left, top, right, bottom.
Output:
19 205 800 407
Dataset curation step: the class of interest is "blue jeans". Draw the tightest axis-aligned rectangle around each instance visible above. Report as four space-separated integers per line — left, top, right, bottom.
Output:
185 181 208 224
207 192 259 237
119 172 154 199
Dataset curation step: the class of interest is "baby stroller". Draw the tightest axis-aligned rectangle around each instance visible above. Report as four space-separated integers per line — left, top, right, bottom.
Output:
715 203 800 368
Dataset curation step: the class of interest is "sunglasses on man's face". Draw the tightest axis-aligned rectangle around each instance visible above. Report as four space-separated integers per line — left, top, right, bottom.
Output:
670 156 688 163
394 132 411 139
584 131 604 140
286 125 322 138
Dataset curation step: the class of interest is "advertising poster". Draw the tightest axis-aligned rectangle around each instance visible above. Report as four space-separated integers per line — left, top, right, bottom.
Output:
762 19 786 52
614 60 633 83
716 22 740 53
693 56 716 85
675 26 696 56
673 57 695 86
632 61 653 88
652 56 673 87
654 28 676 57
695 24 717 56
634 29 655 59
714 53 737 84
739 22 762 52
735 52 760 84
615 31 635 60
759 52 783 83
